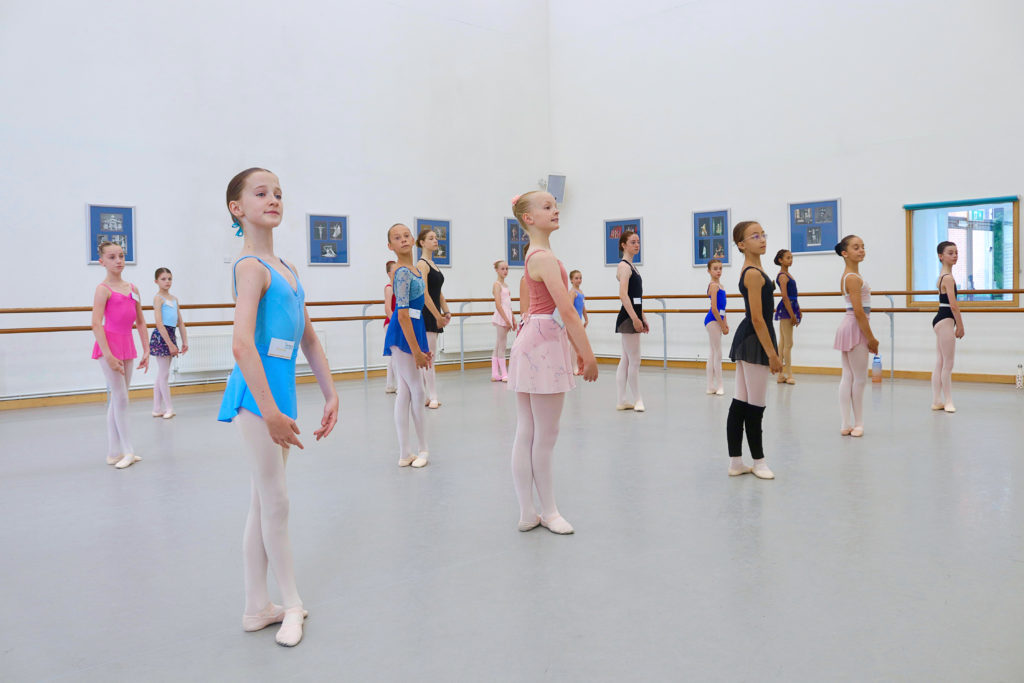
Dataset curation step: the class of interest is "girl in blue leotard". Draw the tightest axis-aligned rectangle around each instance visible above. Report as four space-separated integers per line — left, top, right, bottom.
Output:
384 223 432 467
569 269 588 374
218 168 339 648
773 249 801 384
704 258 728 395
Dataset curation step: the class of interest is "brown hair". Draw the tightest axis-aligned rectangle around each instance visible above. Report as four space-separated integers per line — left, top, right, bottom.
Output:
706 258 722 271
512 191 542 229
618 230 637 257
97 241 122 257
834 234 858 256
732 221 759 245
387 223 407 241
385 260 396 275
937 240 956 256
416 227 436 248
773 249 790 266
225 167 271 227
154 267 171 279
569 269 581 280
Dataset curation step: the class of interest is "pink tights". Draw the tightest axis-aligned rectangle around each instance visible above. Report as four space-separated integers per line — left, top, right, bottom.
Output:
98 359 135 459
511 392 565 524
237 408 302 613
705 322 723 392
839 344 869 429
153 356 173 413
392 347 428 457
734 360 768 407
931 319 955 405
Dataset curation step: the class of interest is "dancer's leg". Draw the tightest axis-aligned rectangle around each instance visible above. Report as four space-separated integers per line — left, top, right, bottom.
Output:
392 348 428 459
932 319 956 406
511 392 538 525
616 336 629 405
528 393 567 523
779 319 793 380
236 408 301 610
422 332 438 402
738 361 772 477
384 326 396 390
705 323 722 392
622 334 642 405
99 359 134 459
154 356 173 413
838 351 854 431
848 343 869 429
727 361 751 474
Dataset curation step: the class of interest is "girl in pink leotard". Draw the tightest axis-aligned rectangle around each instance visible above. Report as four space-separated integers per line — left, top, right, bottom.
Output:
91 241 150 469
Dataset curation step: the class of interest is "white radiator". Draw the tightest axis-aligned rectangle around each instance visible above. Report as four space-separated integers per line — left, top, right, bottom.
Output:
176 330 325 374
438 319 505 355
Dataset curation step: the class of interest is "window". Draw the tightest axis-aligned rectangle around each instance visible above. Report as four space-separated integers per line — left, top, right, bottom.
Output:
905 196 1019 306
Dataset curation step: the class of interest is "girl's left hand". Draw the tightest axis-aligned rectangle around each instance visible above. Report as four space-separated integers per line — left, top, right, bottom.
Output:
642 317 650 333
314 394 339 440
138 353 150 372
955 324 965 339
793 316 801 327
180 342 189 355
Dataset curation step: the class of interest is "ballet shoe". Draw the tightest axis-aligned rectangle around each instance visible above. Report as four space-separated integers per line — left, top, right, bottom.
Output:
500 376 508 382
633 400 646 412
728 462 753 476
151 411 164 417
411 451 429 468
785 377 796 385
540 514 574 535
615 403 634 411
715 387 724 396
398 453 417 467
943 403 956 413
242 603 308 632
850 426 864 437
162 411 175 419
106 454 121 465
706 389 716 395
384 385 398 394
931 403 945 411
275 608 306 647
518 516 541 532
427 400 440 409
777 376 787 384
115 453 137 469
840 427 853 436
751 461 775 479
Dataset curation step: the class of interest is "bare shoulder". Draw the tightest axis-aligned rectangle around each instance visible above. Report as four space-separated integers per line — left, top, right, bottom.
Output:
743 267 764 288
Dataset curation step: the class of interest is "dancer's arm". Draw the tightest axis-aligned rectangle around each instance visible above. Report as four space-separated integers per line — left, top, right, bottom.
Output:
709 283 729 334
132 285 150 372
232 259 304 449
176 303 188 354
531 252 597 382
617 262 643 332
439 291 451 329
581 292 588 327
518 275 530 325
844 273 879 354
744 268 782 374
942 275 965 339
91 285 122 375
154 295 178 356
298 306 339 441
493 282 512 328
384 284 394 319
416 259 445 326
395 268 431 369
778 273 798 326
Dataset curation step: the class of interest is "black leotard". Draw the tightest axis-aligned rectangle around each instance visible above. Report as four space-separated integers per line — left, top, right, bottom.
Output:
729 266 778 365
420 259 445 334
615 259 643 334
932 274 957 327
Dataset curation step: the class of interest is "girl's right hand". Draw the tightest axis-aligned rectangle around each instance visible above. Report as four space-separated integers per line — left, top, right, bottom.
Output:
632 318 643 333
264 410 304 449
955 324 965 339
106 355 125 375
414 349 431 369
582 356 599 382
721 322 729 335
769 354 783 374
867 337 880 355
168 343 179 357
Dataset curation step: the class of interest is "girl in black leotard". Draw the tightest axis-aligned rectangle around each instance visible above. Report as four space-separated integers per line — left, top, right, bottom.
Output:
931 240 965 412
726 221 782 480
416 228 450 409
614 230 648 412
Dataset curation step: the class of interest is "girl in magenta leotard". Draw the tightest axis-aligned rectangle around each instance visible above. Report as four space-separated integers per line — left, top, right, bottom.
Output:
91 241 150 469
508 192 598 534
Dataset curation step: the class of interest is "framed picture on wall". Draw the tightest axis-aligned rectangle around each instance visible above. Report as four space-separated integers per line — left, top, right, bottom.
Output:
88 204 136 264
308 214 349 265
604 218 642 266
415 218 451 267
789 198 840 254
506 217 528 267
693 209 730 267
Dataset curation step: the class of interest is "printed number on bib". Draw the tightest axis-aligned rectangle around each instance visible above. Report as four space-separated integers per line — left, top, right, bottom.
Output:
633 297 642 305
409 309 421 319
267 338 295 359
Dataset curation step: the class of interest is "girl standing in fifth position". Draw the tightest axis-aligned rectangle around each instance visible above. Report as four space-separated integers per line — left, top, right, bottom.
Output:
833 235 879 437
614 231 648 411
217 168 339 648
384 224 433 467
150 267 188 418
704 258 728 395
91 241 150 469
773 249 801 385
726 222 781 479
931 241 964 412
508 192 598 534
491 260 516 382
569 269 588 375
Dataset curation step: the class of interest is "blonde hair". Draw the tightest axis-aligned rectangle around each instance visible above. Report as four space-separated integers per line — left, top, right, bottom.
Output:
97 241 122 257
493 260 507 271
512 191 542 230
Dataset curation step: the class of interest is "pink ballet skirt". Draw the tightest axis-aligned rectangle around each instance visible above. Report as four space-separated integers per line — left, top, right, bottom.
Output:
833 311 868 351
507 316 576 394
91 286 138 360
492 284 513 327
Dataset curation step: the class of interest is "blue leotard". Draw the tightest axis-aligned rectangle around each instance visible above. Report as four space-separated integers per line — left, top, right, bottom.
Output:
383 266 429 356
159 296 178 326
704 285 727 326
774 273 801 321
572 290 585 320
218 256 305 422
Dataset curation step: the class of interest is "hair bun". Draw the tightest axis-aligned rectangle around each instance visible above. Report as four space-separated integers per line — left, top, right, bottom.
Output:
833 243 843 256
511 194 521 207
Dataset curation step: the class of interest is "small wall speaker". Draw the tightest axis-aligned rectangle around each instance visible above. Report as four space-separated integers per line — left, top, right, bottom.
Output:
547 174 566 203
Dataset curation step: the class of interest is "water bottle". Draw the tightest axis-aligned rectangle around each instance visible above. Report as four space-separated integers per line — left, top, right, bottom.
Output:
1016 363 1023 390
871 355 883 383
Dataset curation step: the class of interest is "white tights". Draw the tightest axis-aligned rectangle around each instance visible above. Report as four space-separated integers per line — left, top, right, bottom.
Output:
384 323 396 389
152 356 173 413
236 408 301 612
734 360 768 407
392 347 428 456
511 392 565 523
932 319 955 405
421 332 439 402
98 359 134 459
839 344 869 429
616 334 642 404
705 322 723 392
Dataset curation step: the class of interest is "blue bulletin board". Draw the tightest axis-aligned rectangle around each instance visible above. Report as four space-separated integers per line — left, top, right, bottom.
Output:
506 217 528 267
693 209 730 267
308 214 349 265
89 205 135 264
415 218 451 267
789 199 840 254
604 218 642 266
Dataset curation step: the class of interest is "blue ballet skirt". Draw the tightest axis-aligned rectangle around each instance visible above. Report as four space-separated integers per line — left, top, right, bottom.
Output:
704 287 727 325
384 266 429 356
218 257 305 422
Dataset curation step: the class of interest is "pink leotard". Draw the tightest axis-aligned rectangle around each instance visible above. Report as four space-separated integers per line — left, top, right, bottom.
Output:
91 284 138 360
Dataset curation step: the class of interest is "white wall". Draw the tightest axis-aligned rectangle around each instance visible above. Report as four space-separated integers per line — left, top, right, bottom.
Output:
0 0 551 397
547 0 1024 375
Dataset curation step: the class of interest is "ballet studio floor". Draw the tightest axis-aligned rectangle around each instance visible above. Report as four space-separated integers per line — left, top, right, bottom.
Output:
2 366 1023 682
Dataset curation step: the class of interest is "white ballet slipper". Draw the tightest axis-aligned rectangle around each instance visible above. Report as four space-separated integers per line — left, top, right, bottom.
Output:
275 608 306 647
715 387 724 395
411 451 429 468
540 515 574 535
850 426 864 437
427 400 440 409
242 604 308 632
615 403 634 411
931 403 945 411
943 403 956 413
106 454 121 465
751 461 775 479
398 453 417 467
162 411 175 419
633 400 645 412
115 454 137 469
518 516 541 532
728 459 752 476
706 389 716 395
151 411 164 418
384 386 398 394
